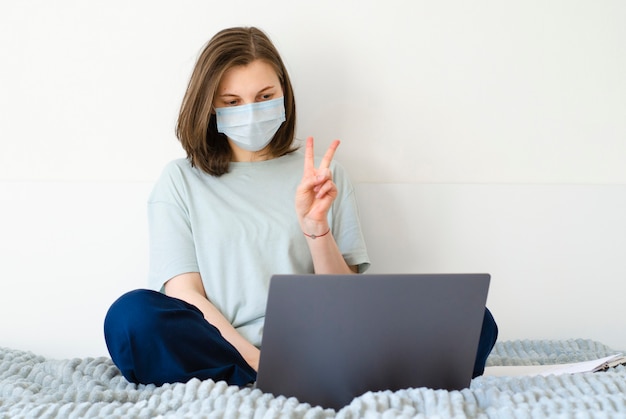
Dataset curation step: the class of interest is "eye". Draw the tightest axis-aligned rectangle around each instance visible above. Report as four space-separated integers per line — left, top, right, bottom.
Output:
258 93 273 102
216 96 240 107
225 99 239 106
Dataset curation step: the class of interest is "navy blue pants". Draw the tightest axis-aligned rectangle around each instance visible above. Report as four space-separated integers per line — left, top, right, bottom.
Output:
104 289 498 386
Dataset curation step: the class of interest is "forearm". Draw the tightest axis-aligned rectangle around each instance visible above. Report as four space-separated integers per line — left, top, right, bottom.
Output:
303 228 356 274
164 274 260 371
189 294 260 370
296 138 358 274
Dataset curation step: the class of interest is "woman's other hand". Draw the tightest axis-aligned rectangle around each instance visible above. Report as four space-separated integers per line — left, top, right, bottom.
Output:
295 137 340 235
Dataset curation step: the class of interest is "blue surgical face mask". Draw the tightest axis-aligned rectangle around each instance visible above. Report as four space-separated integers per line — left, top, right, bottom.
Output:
215 97 286 152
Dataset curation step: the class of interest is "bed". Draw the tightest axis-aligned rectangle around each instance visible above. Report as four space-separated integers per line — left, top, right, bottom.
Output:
2 339 625 418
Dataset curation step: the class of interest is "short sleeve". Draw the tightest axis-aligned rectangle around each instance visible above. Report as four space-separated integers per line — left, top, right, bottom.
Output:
330 162 371 273
147 162 199 291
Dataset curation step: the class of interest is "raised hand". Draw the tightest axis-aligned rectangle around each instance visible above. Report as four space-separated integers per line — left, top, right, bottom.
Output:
295 137 340 236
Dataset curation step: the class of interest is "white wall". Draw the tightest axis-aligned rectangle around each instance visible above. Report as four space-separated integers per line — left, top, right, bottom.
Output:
1 1 624 358
357 183 626 351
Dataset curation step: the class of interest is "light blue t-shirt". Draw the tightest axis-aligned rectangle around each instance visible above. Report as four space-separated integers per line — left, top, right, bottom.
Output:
147 151 370 347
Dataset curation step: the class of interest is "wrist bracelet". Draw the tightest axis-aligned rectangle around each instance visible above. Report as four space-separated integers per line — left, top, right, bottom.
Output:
303 228 331 240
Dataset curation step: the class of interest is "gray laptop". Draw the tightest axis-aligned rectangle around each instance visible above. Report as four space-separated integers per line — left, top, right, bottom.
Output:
255 273 490 410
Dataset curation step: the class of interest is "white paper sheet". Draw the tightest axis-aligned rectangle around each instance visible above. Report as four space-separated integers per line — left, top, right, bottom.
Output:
484 354 625 377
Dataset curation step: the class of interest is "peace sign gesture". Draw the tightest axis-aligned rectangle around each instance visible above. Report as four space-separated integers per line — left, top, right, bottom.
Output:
295 137 340 237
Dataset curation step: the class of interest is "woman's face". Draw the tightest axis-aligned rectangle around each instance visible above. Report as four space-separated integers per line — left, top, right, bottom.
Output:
214 59 283 109
213 59 285 161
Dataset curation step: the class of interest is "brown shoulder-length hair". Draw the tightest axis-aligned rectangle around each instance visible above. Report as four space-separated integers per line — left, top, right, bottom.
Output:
176 27 298 176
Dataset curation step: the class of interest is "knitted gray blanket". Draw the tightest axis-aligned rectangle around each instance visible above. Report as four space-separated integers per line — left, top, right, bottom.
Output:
1 339 625 418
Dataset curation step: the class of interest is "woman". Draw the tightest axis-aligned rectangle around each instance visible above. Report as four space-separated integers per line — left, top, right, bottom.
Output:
104 26 371 387
104 26 497 388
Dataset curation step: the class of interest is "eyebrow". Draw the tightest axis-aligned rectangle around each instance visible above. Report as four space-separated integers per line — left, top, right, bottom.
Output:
218 85 276 98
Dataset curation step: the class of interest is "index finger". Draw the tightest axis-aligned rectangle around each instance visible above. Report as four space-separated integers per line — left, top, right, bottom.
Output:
304 136 315 173
318 139 341 170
